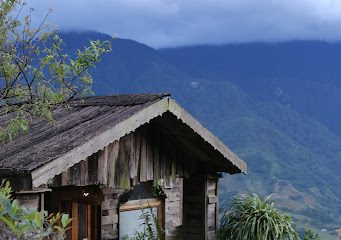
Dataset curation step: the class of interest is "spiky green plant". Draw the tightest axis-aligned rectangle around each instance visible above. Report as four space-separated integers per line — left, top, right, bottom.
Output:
122 203 165 240
218 193 299 240
302 229 319 240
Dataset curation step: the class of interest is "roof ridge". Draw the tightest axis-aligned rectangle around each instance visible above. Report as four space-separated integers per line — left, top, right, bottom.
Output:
69 93 171 107
74 93 170 99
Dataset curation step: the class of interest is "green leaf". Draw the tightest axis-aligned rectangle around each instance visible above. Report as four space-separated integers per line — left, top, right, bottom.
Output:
61 213 71 228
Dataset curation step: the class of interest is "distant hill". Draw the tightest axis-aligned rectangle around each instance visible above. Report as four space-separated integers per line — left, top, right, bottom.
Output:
60 32 341 231
160 42 341 136
60 31 187 94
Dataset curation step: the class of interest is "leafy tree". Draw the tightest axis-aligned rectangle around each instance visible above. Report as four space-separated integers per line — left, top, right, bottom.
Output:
0 0 111 142
0 180 71 239
0 0 110 238
218 193 299 240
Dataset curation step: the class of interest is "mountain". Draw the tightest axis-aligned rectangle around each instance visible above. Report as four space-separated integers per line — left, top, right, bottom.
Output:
160 42 341 136
60 32 341 232
60 31 188 94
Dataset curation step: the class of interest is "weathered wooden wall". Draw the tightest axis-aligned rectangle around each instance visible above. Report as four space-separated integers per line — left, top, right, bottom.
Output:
48 123 220 240
49 125 194 189
182 176 219 240
183 177 207 240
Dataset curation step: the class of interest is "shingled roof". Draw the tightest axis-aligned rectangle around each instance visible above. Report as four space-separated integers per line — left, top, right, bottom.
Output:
0 93 247 187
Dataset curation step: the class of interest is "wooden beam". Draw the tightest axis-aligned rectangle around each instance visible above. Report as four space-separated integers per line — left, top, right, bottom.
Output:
16 188 51 194
72 202 79 240
119 198 161 212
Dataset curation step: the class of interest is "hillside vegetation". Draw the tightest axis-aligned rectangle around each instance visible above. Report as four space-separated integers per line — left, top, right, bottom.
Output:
61 32 341 231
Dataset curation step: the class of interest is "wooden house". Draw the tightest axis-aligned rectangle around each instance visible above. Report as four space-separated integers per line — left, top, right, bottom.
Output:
0 94 247 240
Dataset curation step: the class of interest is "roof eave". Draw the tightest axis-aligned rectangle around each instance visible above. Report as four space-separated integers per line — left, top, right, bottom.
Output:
31 97 247 188
167 98 247 174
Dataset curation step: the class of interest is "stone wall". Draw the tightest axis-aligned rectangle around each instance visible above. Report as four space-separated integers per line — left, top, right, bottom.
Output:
164 178 183 239
101 187 123 240
207 178 219 240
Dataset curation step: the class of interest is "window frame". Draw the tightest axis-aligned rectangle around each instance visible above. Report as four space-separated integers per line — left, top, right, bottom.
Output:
119 198 164 239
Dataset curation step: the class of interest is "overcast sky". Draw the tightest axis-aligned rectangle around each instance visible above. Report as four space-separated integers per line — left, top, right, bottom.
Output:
27 0 341 48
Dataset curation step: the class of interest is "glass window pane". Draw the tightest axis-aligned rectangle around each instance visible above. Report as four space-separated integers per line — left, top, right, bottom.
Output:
119 208 158 239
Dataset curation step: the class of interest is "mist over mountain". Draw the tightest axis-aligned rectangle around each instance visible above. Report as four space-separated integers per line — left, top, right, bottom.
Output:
60 31 341 231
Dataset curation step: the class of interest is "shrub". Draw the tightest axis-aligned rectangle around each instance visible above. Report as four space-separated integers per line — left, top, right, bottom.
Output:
302 229 319 240
218 193 298 240
0 180 71 240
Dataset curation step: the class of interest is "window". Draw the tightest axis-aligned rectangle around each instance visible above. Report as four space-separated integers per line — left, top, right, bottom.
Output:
119 198 163 239
71 202 100 240
118 183 165 239
60 201 101 240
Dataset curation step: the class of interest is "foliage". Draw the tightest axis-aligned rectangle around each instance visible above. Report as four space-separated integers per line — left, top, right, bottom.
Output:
218 193 299 240
0 0 111 142
151 180 166 199
302 229 319 240
0 180 71 239
122 204 165 240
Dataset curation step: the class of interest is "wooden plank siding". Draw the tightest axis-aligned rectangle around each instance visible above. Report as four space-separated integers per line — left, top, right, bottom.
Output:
183 177 207 240
49 125 192 189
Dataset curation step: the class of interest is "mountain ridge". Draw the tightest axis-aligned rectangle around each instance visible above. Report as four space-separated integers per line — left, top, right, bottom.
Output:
160 41 341 137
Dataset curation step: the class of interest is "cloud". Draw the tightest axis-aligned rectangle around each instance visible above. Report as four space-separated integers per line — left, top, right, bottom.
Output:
27 0 341 48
